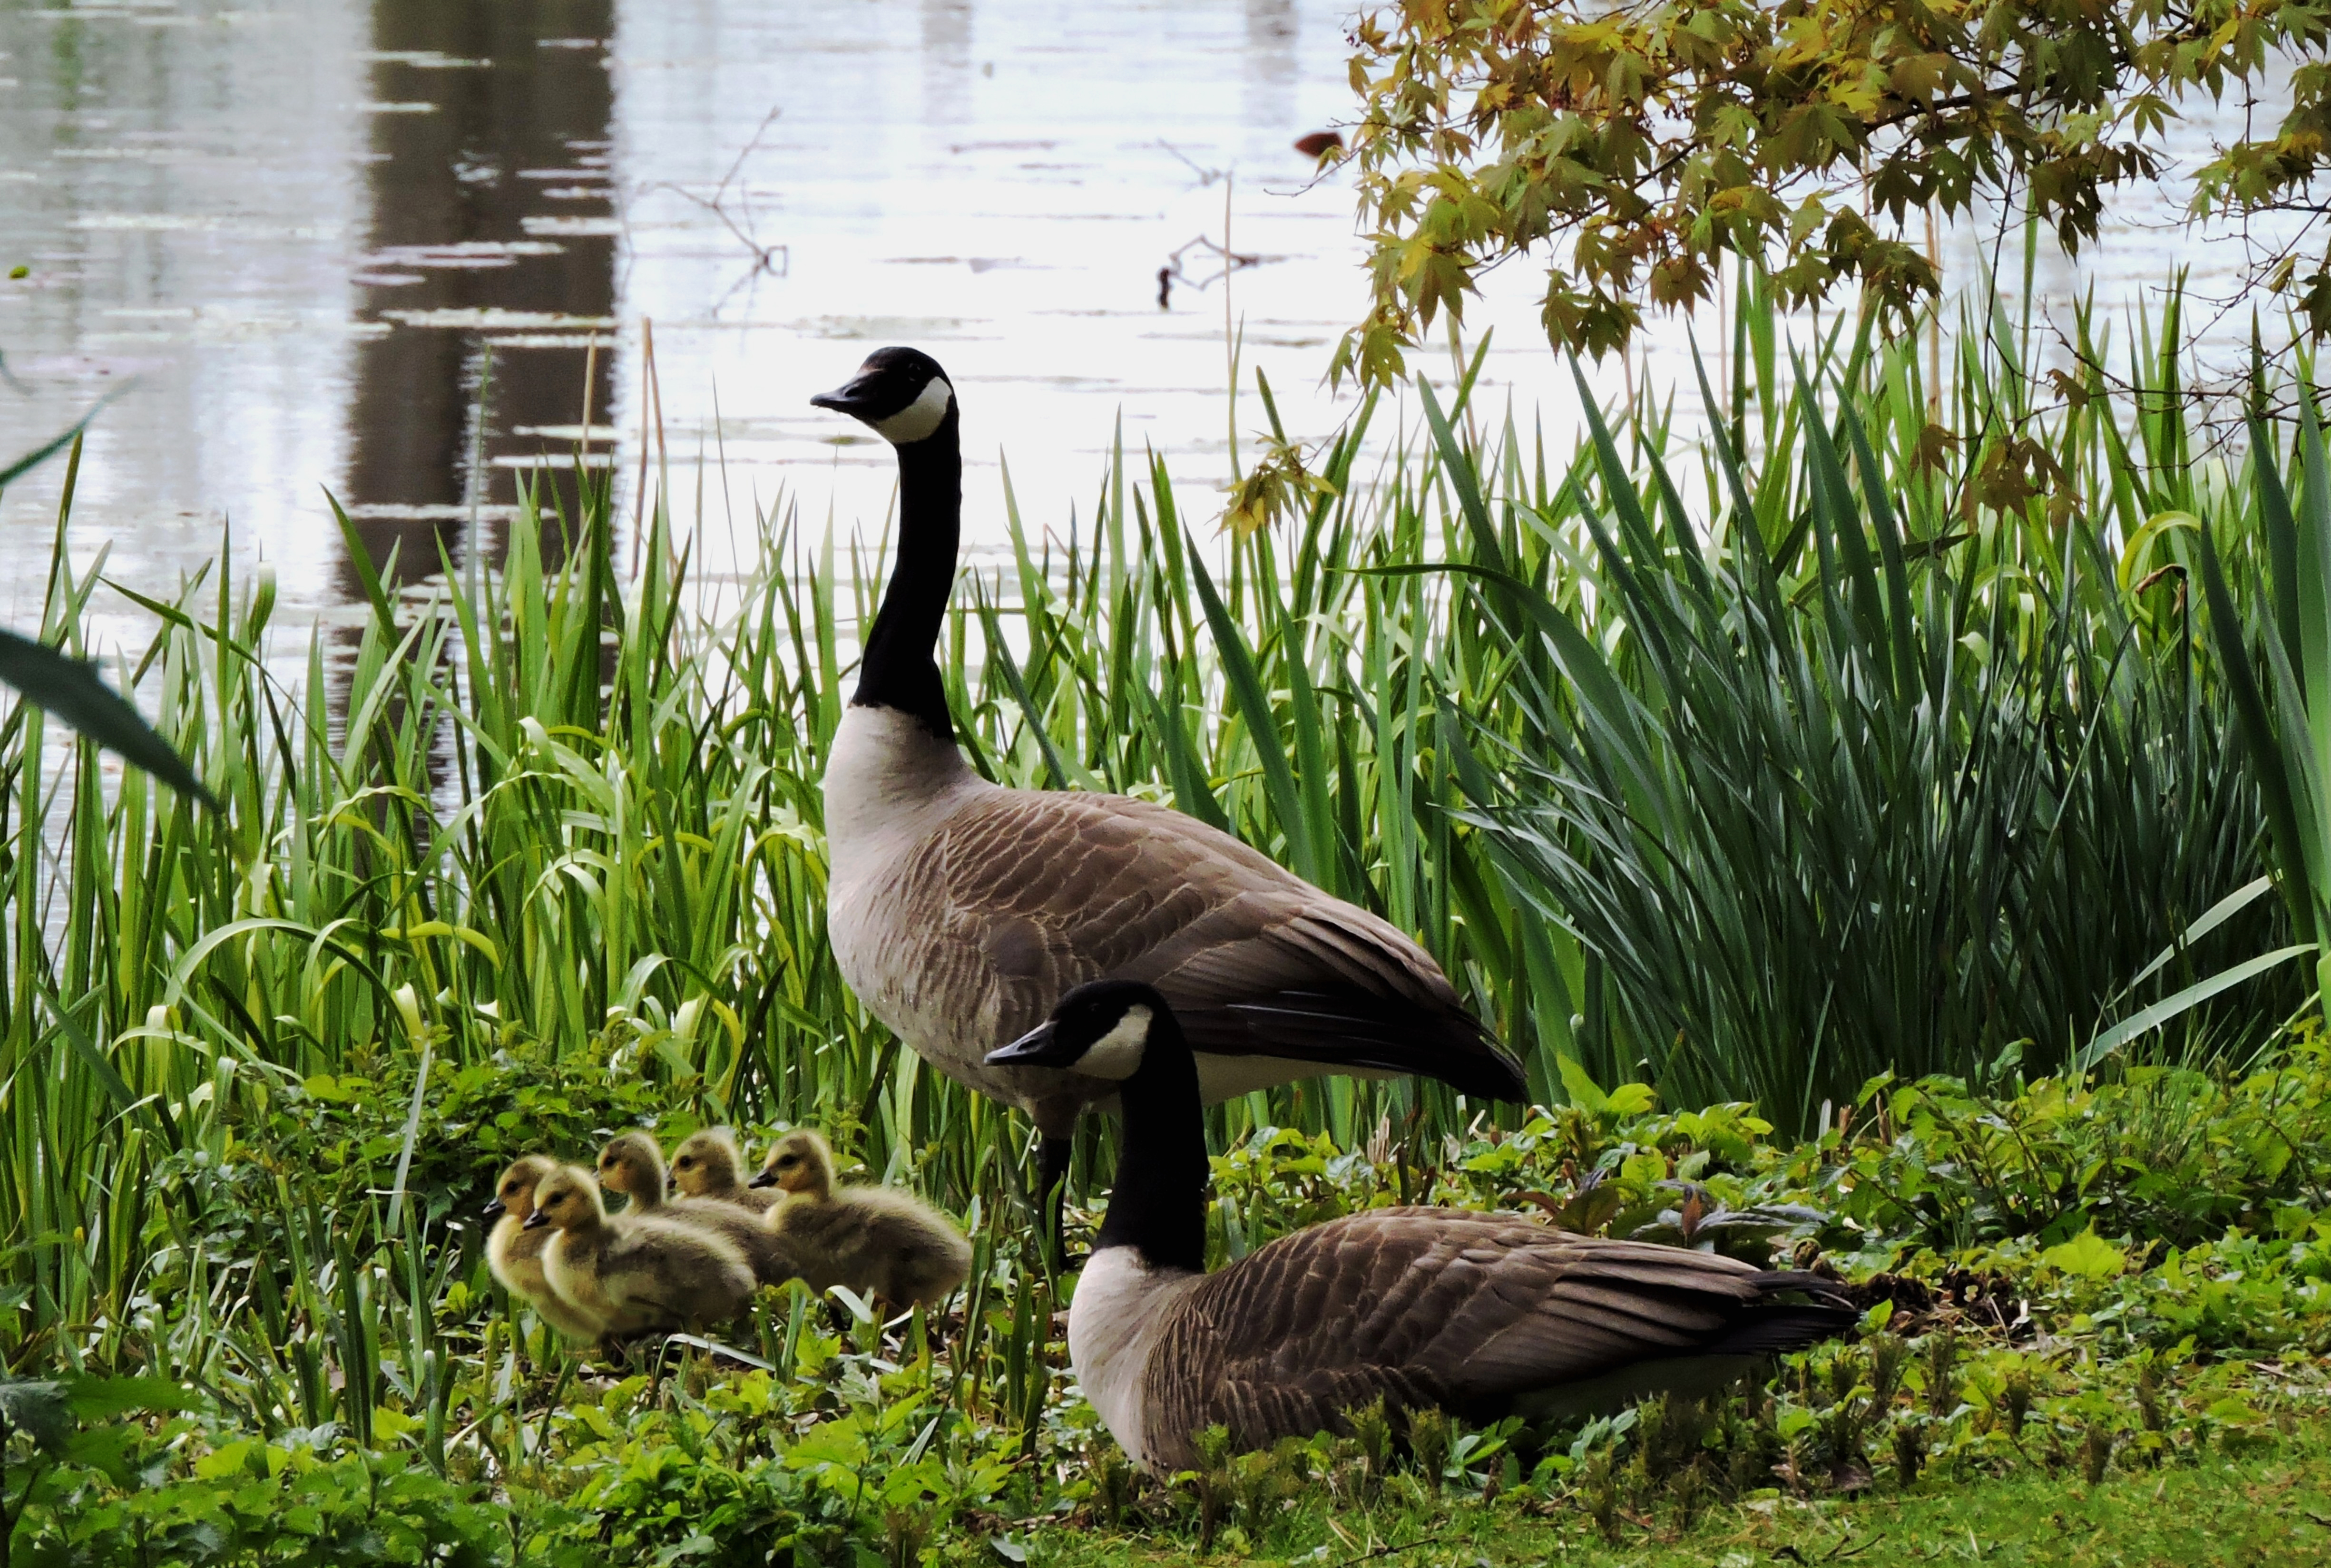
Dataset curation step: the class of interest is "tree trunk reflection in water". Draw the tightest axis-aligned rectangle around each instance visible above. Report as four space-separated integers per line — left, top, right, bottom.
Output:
342 0 617 601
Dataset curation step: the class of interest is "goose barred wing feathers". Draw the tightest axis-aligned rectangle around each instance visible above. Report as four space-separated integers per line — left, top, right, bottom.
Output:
859 790 1524 1101
1137 1209 1849 1472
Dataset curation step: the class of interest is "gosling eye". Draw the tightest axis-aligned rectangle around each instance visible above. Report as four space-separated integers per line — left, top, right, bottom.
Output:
777 1155 798 1169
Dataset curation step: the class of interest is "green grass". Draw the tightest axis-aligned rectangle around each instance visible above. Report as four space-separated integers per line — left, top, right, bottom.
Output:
2 286 2330 1563
1040 1433 2331 1567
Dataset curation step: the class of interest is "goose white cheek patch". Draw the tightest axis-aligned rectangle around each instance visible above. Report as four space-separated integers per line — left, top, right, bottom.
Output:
872 377 953 444
1077 1005 1152 1080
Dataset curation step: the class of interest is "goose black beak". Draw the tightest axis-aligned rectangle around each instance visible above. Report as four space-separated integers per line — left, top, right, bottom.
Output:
481 1199 507 1221
747 1169 779 1190
810 373 884 419
521 1211 549 1231
986 1020 1068 1068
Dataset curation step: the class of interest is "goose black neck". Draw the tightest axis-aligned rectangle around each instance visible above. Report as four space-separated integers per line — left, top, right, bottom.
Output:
853 412 960 742
1095 1012 1209 1273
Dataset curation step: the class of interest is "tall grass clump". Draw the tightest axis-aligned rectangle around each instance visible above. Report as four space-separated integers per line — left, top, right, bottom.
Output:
1450 298 2292 1126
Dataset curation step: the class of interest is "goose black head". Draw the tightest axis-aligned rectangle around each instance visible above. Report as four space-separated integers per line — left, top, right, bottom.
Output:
810 346 956 446
988 979 1167 1081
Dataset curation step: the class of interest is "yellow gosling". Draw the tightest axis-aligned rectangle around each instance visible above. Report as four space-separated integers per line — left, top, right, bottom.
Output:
526 1165 756 1336
483 1156 605 1341
669 1128 780 1214
751 1130 971 1311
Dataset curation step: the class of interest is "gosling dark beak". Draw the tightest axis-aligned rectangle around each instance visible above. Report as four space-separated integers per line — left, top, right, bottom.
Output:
810 371 884 419
521 1211 549 1231
748 1170 779 1190
986 1020 1070 1068
481 1199 507 1221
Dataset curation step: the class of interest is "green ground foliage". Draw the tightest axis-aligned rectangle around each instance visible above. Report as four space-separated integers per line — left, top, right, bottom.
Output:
5 296 2331 1561
10 1042 2331 1563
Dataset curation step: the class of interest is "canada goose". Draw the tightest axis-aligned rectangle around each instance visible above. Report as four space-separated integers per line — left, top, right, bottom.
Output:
482 1155 605 1341
986 981 1857 1473
524 1165 758 1336
810 348 1527 1218
596 1132 802 1286
667 1128 781 1215
746 1129 972 1310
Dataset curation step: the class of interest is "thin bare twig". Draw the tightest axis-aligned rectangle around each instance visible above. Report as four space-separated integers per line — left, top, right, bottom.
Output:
639 102 791 277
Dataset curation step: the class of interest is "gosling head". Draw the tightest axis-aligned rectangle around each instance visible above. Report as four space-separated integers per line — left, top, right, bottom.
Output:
668 1128 747 1198
986 979 1165 1081
483 1154 561 1223
521 1166 607 1233
809 347 956 447
748 1129 836 1198
596 1132 666 1205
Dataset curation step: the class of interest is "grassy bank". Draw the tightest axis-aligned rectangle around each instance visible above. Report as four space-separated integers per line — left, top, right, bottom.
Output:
1043 1437 2331 1566
3 298 2329 1561
12 1035 2331 1561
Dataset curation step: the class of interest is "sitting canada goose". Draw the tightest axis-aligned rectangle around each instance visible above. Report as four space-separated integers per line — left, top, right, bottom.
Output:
596 1132 801 1286
667 1128 781 1215
745 1128 971 1310
987 981 1857 1472
525 1165 757 1336
811 348 1528 1223
482 1155 605 1341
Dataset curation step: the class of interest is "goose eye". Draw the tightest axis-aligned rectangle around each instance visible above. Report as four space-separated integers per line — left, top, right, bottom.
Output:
778 1155 797 1168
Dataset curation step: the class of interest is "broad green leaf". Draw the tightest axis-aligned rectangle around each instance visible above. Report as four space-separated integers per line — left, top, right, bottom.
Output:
0 628 218 810
0 1377 72 1454
2039 1228 2128 1279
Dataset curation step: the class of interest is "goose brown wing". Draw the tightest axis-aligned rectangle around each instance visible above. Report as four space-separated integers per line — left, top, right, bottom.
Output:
1139 1209 1832 1471
911 790 1523 1099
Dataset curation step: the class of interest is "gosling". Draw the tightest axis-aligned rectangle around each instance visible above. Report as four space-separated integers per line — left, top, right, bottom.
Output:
596 1131 802 1286
525 1165 757 1336
669 1127 781 1214
748 1129 971 1311
483 1155 605 1341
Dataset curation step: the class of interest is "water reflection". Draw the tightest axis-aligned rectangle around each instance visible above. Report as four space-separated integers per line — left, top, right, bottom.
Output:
343 0 617 595
920 0 971 128
1243 0 1297 99
0 0 2303 650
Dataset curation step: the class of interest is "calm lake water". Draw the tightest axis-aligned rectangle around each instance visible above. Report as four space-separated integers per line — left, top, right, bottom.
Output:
0 0 2292 652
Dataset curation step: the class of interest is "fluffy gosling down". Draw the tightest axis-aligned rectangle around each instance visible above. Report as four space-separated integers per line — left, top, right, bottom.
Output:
670 1127 781 1214
525 1165 757 1336
596 1131 801 1286
987 981 1858 1473
748 1130 971 1311
483 1155 604 1341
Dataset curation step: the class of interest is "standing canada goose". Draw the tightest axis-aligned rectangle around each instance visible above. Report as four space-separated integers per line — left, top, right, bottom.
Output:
596 1132 801 1286
667 1128 781 1215
525 1165 757 1336
482 1155 605 1341
744 1128 972 1310
810 347 1528 1218
987 981 1856 1473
